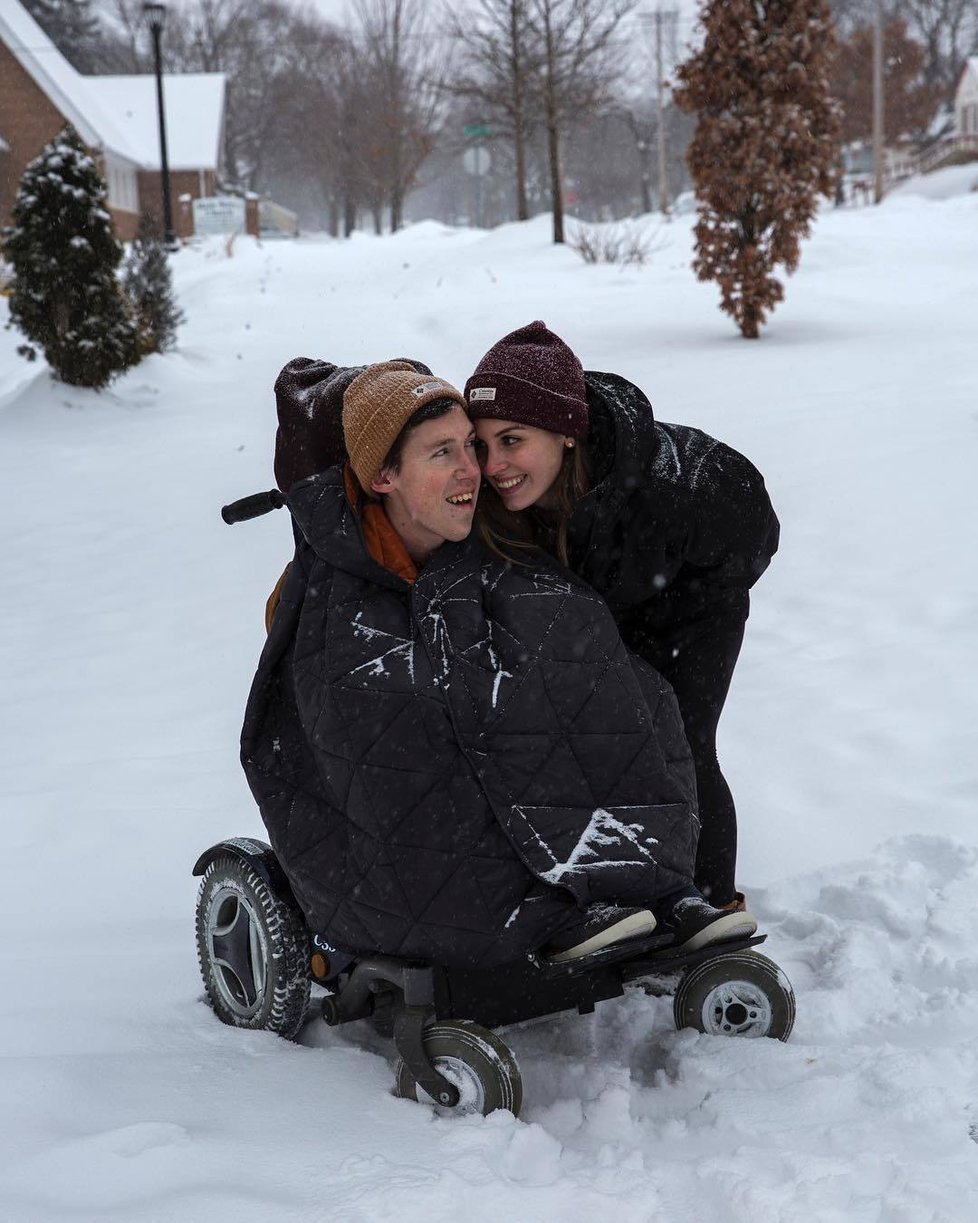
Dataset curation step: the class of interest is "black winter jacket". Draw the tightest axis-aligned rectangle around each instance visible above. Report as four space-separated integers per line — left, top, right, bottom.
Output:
567 372 780 633
241 468 699 970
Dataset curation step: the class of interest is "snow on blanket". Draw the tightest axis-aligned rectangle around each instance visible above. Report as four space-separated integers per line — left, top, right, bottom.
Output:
520 805 659 885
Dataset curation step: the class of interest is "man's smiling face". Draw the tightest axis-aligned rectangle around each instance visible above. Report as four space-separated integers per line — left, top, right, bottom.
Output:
371 404 481 563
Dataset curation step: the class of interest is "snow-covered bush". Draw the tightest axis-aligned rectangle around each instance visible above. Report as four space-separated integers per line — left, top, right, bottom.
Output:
122 214 184 355
2 124 140 387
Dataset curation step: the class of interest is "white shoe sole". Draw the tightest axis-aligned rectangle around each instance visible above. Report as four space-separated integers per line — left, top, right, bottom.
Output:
548 909 657 963
675 910 758 953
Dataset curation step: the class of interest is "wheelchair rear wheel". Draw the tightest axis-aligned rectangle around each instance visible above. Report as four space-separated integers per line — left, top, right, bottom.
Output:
196 857 310 1038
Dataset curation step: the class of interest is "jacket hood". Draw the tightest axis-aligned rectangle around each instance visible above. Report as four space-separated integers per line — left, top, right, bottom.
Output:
583 369 660 505
286 466 476 593
273 356 433 493
286 468 406 592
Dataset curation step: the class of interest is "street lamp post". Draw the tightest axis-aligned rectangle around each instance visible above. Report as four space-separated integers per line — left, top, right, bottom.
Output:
143 3 176 247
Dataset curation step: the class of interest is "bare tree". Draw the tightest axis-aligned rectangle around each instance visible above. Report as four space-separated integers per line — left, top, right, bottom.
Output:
529 0 636 243
897 0 977 105
257 14 353 231
353 0 442 232
98 0 151 71
446 0 542 221
617 102 659 215
22 0 103 71
579 99 692 219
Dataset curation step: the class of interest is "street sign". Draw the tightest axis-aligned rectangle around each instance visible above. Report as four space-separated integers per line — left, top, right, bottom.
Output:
463 145 491 176
463 123 491 140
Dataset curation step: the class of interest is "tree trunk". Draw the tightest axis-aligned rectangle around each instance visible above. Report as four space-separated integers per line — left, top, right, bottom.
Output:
510 1 529 221
548 118 563 243
343 195 357 238
542 3 563 244
389 0 404 232
639 153 652 214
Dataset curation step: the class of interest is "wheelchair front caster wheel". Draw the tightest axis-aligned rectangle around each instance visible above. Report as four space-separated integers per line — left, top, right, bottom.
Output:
673 949 795 1041
393 1020 524 1117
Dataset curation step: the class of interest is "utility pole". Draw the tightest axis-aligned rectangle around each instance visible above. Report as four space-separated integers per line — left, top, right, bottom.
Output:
654 9 671 215
873 0 885 204
640 9 677 215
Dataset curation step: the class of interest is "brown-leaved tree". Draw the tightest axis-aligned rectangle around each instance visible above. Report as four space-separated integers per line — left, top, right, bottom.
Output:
674 0 841 338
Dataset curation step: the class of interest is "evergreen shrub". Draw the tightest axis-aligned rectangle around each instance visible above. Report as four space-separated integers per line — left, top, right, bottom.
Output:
3 124 140 387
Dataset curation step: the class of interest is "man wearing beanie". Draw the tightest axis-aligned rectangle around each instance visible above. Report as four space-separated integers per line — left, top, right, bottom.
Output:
239 352 752 980
340 361 477 566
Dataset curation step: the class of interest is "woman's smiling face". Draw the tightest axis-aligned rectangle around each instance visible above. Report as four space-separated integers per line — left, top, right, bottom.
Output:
474 419 568 512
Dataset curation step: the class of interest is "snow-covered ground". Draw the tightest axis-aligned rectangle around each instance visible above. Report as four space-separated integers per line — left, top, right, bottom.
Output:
2 191 977 1220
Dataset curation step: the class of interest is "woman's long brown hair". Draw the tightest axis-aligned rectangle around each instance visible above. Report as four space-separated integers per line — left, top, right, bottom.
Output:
476 443 591 567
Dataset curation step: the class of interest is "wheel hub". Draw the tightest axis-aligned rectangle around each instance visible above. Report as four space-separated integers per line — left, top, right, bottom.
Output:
701 979 772 1037
206 886 268 1018
415 1056 486 1116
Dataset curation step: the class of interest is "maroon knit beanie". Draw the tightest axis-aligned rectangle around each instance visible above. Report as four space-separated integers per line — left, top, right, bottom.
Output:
464 320 589 439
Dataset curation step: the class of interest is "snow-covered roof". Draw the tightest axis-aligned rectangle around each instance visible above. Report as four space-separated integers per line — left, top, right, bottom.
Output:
85 74 225 171
0 0 224 171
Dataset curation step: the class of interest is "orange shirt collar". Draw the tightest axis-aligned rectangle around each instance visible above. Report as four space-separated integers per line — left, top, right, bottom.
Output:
343 463 418 584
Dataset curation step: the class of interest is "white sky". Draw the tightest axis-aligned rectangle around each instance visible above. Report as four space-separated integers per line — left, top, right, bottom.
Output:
291 0 702 47
296 0 350 23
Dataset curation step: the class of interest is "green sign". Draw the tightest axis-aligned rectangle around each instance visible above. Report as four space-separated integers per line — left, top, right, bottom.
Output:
463 123 491 140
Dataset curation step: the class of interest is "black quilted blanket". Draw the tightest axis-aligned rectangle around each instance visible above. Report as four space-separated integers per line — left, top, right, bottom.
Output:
241 468 699 969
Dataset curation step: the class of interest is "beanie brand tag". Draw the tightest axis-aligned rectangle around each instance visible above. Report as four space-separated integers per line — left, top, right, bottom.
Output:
413 380 446 397
469 387 497 401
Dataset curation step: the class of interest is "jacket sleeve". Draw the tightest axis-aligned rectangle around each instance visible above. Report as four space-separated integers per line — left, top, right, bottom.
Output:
686 444 780 589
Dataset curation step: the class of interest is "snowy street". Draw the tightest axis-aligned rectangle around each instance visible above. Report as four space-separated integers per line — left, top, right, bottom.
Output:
2 177 977 1220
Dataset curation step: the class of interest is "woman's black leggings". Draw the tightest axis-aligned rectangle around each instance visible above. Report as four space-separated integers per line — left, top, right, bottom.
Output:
641 590 749 906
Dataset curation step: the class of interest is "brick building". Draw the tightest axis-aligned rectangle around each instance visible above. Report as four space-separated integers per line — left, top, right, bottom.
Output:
0 0 224 241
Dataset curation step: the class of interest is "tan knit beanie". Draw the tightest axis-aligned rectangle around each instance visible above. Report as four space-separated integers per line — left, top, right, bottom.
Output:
342 360 467 492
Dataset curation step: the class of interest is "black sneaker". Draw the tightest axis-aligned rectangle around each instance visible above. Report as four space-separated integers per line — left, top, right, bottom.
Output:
659 895 758 952
544 905 657 963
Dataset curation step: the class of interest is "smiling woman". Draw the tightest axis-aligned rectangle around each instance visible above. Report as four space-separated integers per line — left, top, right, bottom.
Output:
477 421 567 511
465 320 780 911
474 418 590 563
